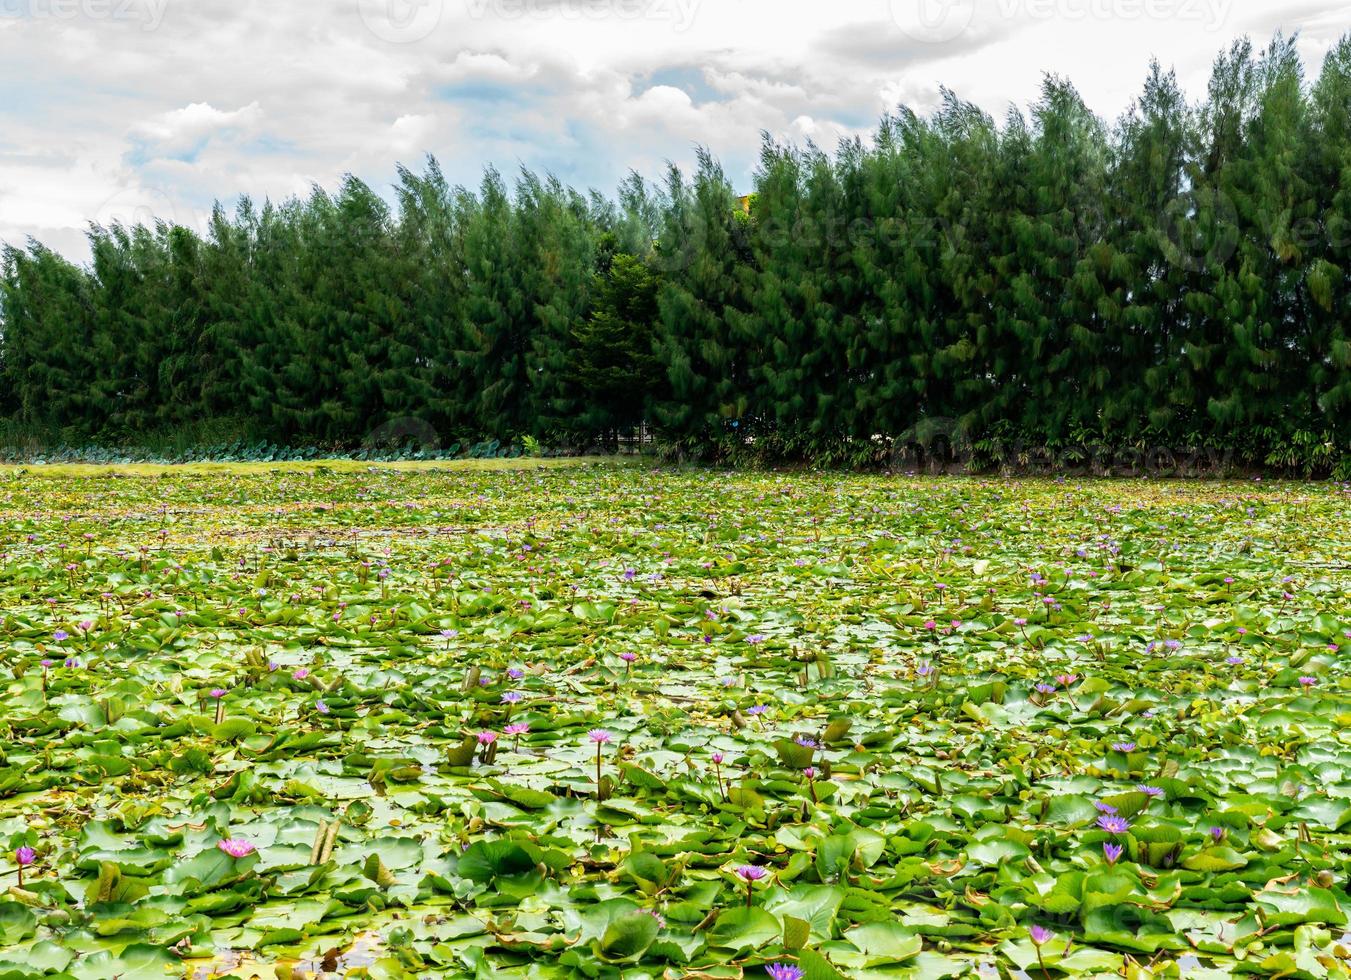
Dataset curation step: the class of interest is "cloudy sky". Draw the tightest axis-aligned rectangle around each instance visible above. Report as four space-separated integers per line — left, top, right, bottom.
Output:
1 0 1345 262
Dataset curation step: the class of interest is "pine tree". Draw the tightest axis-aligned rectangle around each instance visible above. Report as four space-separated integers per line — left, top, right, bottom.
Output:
569 241 662 446
516 172 595 439
0 242 98 437
1109 60 1190 442
0 36 1343 470
1304 35 1351 443
651 150 753 454
1205 36 1309 441
394 157 471 443
850 108 933 439
457 169 521 440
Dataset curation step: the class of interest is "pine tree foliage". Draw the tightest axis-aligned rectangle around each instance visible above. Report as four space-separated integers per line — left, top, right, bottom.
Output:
0 36 1346 472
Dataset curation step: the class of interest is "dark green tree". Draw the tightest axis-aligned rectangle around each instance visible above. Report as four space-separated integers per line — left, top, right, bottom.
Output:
568 241 663 446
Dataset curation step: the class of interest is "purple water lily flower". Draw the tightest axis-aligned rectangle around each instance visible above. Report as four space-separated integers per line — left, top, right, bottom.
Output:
766 965 805 980
1103 842 1123 864
1097 815 1131 835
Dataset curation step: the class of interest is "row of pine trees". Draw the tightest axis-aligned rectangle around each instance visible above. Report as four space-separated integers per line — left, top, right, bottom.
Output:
1 36 1348 469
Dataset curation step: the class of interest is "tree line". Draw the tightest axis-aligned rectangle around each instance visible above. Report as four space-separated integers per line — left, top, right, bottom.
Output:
1 34 1348 472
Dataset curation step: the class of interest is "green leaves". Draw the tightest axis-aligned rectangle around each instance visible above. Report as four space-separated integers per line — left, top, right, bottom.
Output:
85 860 148 905
1181 846 1249 872
965 837 1031 868
622 851 671 894
0 906 36 946
708 908 781 951
0 463 1345 978
796 949 851 980
1256 887 1349 927
69 944 179 980
774 738 816 770
842 922 924 965
162 846 257 892
765 885 843 942
456 840 541 884
597 913 660 961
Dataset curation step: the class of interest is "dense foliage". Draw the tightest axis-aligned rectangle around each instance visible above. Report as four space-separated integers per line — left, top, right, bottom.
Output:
2 36 1348 473
0 461 1348 977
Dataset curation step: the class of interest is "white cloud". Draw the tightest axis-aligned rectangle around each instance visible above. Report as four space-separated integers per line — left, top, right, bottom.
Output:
441 50 539 83
0 0 1344 263
131 101 263 159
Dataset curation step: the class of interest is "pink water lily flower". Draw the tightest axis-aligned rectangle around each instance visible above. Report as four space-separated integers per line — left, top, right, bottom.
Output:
217 838 256 858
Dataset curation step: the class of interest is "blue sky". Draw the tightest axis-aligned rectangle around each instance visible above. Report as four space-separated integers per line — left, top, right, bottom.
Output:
1 0 1346 263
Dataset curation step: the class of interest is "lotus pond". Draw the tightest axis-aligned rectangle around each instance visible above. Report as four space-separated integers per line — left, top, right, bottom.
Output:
0 462 1348 979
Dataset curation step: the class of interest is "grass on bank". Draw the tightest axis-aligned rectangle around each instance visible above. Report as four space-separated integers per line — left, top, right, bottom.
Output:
0 455 622 480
